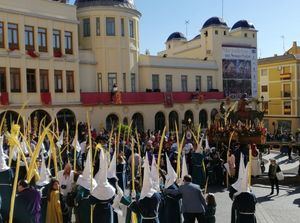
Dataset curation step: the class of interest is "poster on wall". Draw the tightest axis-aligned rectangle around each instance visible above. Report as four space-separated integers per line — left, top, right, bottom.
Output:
222 46 257 99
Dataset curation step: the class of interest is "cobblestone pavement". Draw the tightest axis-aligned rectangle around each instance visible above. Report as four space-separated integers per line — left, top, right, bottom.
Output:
211 184 300 223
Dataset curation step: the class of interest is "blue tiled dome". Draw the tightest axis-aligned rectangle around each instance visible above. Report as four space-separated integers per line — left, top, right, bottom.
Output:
166 32 186 42
231 20 255 30
202 17 228 29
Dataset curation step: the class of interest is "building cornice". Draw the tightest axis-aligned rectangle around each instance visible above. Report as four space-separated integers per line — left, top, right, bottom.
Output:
77 5 141 17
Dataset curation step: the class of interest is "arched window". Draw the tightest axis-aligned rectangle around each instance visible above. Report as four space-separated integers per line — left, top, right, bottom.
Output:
210 108 218 123
106 114 119 131
199 109 208 128
132 113 144 132
123 117 128 125
169 111 179 131
56 109 76 136
184 110 194 124
30 110 52 135
155 112 165 132
0 110 23 132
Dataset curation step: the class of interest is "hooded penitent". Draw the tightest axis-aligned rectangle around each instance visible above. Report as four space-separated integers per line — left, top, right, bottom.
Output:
150 155 160 191
140 153 156 200
107 149 117 179
91 150 115 200
72 136 81 153
0 136 9 172
180 154 188 184
205 135 210 152
77 149 97 191
232 153 250 195
56 130 64 148
165 154 177 189
36 153 51 187
196 135 204 153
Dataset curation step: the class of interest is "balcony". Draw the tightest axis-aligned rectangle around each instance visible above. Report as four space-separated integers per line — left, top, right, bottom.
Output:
80 91 225 106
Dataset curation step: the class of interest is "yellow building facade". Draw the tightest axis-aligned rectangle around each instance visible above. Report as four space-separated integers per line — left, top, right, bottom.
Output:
258 42 300 133
0 0 258 133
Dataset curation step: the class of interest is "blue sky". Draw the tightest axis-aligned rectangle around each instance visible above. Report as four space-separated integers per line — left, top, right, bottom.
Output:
70 0 300 58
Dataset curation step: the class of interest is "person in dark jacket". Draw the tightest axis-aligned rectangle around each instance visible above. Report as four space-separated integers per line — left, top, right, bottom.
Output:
268 159 281 195
14 180 41 223
205 193 216 223
232 192 257 223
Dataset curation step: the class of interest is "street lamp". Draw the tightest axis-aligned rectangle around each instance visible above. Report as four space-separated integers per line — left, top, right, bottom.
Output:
261 95 264 110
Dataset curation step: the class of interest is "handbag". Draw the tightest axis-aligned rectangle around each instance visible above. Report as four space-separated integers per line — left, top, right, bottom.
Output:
276 171 284 181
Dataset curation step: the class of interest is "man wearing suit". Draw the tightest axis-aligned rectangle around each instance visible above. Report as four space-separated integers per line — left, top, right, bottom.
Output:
165 175 207 223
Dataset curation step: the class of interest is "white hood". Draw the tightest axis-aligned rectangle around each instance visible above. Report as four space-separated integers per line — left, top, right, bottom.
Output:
36 153 51 186
180 154 188 185
232 153 250 195
56 130 64 148
72 137 81 153
77 149 97 191
196 135 204 153
205 136 210 151
150 155 160 191
107 149 117 179
0 136 9 172
92 150 115 200
165 154 177 188
140 153 156 200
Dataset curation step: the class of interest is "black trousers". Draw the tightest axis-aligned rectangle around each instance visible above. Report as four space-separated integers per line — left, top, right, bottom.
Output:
183 212 205 223
270 178 279 193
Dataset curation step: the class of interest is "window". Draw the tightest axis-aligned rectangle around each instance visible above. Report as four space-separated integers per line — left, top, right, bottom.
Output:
26 69 36 92
53 30 61 51
40 69 49 92
123 73 126 92
0 68 6 92
181 75 188 92
129 20 134 38
261 69 267 77
244 33 248 37
261 85 268 92
215 30 218 35
8 23 19 50
253 33 255 38
283 101 291 115
0 22 4 48
66 71 74 92
108 73 117 92
25 26 34 50
196 76 201 91
10 68 21 92
64 31 73 54
207 76 213 91
121 18 125 37
166 75 172 92
283 84 291 97
54 70 63 92
97 73 102 92
224 31 227 36
83 18 90 37
38 28 47 52
152 74 159 90
282 66 290 74
131 73 136 92
96 17 101 36
106 17 115 36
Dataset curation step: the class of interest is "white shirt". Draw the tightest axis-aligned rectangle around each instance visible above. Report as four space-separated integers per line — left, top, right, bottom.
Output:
57 170 74 196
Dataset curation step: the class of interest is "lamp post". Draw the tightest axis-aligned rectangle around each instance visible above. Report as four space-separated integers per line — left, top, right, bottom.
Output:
260 95 264 111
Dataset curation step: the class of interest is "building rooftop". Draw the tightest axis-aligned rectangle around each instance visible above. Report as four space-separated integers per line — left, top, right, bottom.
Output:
202 17 228 29
75 0 136 10
166 32 187 42
258 54 296 64
232 20 255 30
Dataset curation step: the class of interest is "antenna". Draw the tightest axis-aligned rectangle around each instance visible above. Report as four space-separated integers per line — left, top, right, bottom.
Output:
281 35 285 53
185 20 190 38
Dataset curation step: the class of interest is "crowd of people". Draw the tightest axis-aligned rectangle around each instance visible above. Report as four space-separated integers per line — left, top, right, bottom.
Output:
0 121 263 223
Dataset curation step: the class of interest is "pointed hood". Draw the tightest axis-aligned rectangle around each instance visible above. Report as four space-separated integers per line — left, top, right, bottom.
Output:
165 154 177 188
0 136 9 172
107 149 117 179
77 149 97 191
140 153 156 200
36 153 51 186
232 153 247 194
150 155 160 191
20 140 29 155
56 130 64 148
92 150 115 200
181 154 188 181
72 137 81 153
196 135 204 153
205 135 210 151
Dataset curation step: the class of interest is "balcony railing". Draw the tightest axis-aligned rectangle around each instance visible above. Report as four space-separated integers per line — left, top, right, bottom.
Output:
80 91 225 106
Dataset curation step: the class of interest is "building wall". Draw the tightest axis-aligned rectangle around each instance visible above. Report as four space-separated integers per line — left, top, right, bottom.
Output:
0 0 80 106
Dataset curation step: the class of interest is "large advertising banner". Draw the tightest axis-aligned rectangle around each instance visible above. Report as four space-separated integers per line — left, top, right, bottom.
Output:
222 46 257 99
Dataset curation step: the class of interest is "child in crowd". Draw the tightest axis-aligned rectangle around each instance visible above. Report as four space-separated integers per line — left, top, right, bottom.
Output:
205 193 216 223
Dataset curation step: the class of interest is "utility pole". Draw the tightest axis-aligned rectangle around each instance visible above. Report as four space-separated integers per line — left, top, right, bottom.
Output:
281 35 285 53
185 20 189 38
222 0 224 19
